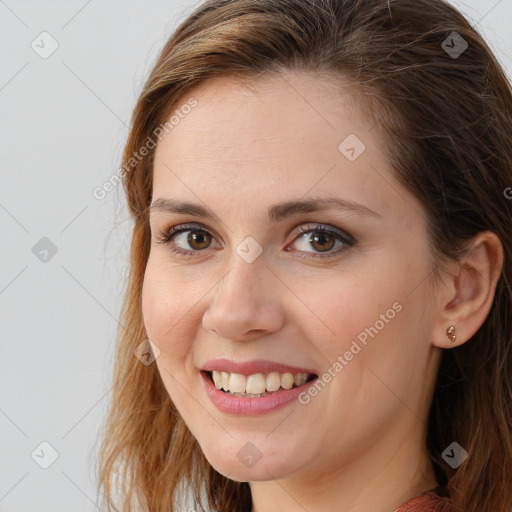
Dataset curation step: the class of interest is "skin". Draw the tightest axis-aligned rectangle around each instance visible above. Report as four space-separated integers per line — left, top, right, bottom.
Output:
142 71 503 512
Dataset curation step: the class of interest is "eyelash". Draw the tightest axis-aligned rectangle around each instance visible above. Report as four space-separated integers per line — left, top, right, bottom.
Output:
154 222 356 260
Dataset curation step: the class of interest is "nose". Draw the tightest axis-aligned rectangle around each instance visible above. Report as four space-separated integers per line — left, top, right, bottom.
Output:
202 253 285 342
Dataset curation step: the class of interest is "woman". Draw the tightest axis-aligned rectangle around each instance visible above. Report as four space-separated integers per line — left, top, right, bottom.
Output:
96 0 512 511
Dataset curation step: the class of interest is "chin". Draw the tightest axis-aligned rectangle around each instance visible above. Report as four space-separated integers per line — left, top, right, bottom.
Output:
200 442 297 482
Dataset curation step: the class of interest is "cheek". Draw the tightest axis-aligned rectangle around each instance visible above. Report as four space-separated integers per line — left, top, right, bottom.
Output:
141 256 200 359
141 257 203 411
308 263 432 412
300 268 401 349
300 258 422 392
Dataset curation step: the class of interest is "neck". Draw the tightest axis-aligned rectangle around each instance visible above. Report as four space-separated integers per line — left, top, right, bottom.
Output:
249 423 438 512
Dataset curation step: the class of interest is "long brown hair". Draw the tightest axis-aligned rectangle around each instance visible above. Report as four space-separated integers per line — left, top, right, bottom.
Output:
95 0 512 510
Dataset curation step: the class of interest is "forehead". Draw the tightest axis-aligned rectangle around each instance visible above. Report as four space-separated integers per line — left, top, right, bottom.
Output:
151 72 400 218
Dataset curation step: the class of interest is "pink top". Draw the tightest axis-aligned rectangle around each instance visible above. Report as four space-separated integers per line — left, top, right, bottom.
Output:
394 487 444 512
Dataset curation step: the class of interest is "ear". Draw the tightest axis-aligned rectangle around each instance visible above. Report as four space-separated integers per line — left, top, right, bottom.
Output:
432 231 504 349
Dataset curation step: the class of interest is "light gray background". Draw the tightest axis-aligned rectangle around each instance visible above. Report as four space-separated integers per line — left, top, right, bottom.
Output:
0 1 510 510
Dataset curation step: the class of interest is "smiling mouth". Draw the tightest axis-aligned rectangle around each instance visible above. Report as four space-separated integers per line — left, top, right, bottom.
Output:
203 370 318 397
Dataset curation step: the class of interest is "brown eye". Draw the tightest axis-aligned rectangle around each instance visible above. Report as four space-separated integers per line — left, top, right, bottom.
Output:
288 224 354 259
170 228 216 252
156 222 355 260
186 230 213 250
154 223 219 257
308 231 336 252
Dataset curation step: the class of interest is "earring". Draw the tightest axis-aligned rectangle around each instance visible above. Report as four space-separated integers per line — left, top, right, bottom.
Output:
446 325 456 343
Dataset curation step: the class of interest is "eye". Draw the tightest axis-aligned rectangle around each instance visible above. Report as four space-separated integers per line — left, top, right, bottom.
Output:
154 223 219 257
154 222 355 260
286 223 355 260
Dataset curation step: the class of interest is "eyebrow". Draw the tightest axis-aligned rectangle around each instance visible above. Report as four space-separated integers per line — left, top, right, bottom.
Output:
149 196 381 223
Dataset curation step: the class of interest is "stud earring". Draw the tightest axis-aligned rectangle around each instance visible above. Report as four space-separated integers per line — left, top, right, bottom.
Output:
446 325 456 343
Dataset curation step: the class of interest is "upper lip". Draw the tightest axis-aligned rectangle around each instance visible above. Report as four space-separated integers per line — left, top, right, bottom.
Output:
200 358 318 376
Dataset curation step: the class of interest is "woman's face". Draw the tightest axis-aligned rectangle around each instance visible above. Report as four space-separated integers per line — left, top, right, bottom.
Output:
142 71 443 484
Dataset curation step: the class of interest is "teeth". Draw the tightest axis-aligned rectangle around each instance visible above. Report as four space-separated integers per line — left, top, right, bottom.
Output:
229 373 246 393
281 373 294 390
266 372 281 392
212 371 223 389
210 370 311 394
246 374 266 394
220 371 230 390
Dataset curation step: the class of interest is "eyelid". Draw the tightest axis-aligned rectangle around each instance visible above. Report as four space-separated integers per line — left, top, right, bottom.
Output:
154 222 221 245
290 222 355 243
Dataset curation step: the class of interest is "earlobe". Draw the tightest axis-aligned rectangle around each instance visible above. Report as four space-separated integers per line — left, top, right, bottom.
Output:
432 231 504 349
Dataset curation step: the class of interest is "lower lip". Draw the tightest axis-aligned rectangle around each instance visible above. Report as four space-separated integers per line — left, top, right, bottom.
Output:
201 371 318 415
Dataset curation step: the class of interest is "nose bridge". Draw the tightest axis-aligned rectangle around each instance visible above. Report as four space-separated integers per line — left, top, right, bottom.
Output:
214 246 268 311
202 245 284 340
216 229 268 297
